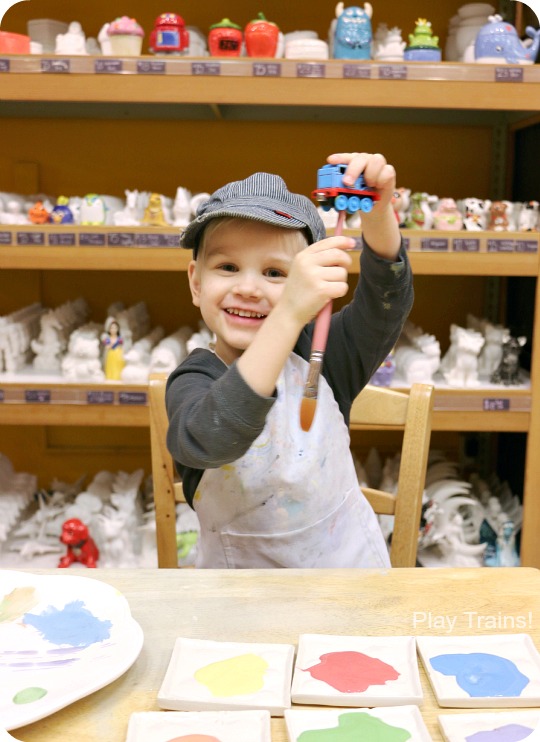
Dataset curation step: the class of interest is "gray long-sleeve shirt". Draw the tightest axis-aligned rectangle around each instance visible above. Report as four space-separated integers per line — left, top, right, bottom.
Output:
166 239 413 507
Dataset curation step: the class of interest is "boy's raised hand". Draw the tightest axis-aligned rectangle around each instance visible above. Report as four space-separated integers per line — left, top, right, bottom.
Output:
326 152 396 214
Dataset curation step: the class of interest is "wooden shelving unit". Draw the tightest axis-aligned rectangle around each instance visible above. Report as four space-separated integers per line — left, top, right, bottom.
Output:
1 0 540 564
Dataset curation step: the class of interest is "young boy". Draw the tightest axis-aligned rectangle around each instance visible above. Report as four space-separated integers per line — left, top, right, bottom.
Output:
166 151 413 568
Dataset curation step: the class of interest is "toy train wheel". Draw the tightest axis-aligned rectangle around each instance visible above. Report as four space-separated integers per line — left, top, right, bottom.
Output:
360 197 374 213
347 196 361 214
335 194 348 211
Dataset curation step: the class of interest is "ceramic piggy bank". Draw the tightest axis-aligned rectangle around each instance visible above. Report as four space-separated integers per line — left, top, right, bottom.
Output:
333 2 373 59
475 15 540 64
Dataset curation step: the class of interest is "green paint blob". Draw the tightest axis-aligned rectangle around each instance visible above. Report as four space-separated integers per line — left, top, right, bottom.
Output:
13 687 48 705
298 712 411 742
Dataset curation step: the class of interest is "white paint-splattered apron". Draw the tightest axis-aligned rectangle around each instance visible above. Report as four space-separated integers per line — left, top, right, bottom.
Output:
193 354 391 569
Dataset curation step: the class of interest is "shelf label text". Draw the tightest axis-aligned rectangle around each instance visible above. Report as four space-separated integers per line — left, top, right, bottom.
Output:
421 238 448 251
453 238 480 252
79 233 107 246
0 59 10 72
25 390 51 403
296 63 325 78
253 62 281 77
378 65 407 80
192 62 221 75
118 391 147 405
343 64 371 79
17 232 45 246
87 391 115 405
495 67 524 83
137 60 166 75
49 233 76 246
41 59 70 73
483 398 510 411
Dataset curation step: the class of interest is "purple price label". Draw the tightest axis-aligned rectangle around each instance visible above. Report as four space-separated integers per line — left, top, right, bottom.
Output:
421 238 448 251
108 232 136 246
41 59 70 73
17 232 45 246
0 59 10 72
0 390 4 402
118 391 147 405
192 62 221 75
515 240 537 253
79 233 107 246
135 233 181 247
49 233 76 246
378 65 407 80
488 239 514 252
137 60 166 74
483 398 510 411
495 67 524 82
402 237 410 251
252 62 281 77
87 391 114 405
453 238 480 252
0 231 12 244
95 59 123 74
296 63 325 78
25 390 51 403
343 64 371 79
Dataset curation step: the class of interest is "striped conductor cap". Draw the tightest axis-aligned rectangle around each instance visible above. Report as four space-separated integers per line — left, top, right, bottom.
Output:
180 172 326 254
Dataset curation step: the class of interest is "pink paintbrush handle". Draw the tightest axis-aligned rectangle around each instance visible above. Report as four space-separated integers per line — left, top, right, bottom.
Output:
312 300 332 352
309 209 346 354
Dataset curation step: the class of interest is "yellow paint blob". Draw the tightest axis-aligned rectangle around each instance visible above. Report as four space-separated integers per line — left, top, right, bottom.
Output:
0 587 38 623
194 653 268 697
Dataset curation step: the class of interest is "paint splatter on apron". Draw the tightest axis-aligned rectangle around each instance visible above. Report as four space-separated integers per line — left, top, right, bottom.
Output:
194 354 390 568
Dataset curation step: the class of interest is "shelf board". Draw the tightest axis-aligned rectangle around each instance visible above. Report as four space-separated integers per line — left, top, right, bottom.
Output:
0 58 539 114
1 228 538 275
0 380 531 431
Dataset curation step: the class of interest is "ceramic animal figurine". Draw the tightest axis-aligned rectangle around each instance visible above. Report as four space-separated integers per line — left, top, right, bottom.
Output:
394 332 441 383
28 200 50 225
490 334 527 385
477 323 510 379
50 196 74 225
332 3 373 60
172 186 192 227
80 193 107 225
404 18 441 61
494 520 520 567
487 200 513 231
113 189 141 227
475 15 540 64
463 197 490 231
433 198 463 231
55 21 88 55
58 517 99 568
391 187 411 226
142 192 170 226
442 325 485 387
405 192 435 230
518 201 539 231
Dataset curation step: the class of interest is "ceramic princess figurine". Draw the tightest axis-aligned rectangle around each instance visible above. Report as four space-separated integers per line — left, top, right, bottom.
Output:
101 318 125 381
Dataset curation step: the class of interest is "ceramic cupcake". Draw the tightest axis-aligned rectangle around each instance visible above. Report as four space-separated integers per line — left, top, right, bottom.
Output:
107 16 144 56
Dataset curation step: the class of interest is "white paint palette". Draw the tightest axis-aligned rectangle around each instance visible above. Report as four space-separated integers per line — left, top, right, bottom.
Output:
126 710 272 742
290 634 423 707
0 570 143 731
157 637 295 715
438 711 540 742
285 705 431 742
417 634 540 708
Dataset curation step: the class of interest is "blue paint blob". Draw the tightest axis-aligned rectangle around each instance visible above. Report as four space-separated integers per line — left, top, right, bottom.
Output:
466 724 534 742
23 600 112 648
430 653 529 697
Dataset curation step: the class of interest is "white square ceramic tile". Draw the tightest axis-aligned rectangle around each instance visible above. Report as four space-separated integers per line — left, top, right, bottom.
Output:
126 710 271 742
417 634 540 708
438 711 540 742
291 634 422 707
285 706 431 742
157 637 295 715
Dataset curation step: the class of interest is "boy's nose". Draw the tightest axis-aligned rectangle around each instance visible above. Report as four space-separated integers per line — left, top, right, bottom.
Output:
232 273 263 298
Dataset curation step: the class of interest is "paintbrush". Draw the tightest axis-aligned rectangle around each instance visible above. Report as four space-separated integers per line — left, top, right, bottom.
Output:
300 209 346 432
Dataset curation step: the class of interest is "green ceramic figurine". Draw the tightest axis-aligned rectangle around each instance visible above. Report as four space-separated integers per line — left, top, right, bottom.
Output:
404 18 441 61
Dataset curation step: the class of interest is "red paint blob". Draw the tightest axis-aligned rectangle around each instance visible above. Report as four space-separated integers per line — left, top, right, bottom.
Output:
305 650 400 693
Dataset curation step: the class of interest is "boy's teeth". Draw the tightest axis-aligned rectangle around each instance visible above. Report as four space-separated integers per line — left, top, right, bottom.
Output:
227 309 265 318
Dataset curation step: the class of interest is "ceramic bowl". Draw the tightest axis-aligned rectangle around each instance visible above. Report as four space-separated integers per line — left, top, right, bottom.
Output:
285 39 329 59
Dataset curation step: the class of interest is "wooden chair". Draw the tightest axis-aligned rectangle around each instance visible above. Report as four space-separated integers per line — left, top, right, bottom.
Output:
149 372 434 569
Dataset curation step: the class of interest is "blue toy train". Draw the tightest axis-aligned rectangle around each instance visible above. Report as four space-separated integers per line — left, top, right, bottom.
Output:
312 163 380 214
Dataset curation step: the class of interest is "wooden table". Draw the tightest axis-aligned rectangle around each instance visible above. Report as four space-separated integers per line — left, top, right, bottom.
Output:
12 567 540 741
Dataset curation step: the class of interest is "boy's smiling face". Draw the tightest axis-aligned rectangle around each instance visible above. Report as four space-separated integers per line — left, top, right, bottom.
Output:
188 218 306 366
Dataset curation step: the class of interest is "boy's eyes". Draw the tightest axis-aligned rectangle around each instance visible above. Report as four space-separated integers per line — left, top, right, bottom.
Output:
265 267 287 279
213 264 287 279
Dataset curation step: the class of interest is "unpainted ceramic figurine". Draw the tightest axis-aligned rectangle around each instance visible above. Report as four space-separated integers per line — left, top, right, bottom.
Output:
373 24 406 60
55 21 88 55
442 325 485 387
113 189 141 227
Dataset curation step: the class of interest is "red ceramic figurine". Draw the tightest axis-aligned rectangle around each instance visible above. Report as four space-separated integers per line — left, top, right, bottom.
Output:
244 12 279 57
209 18 243 57
149 12 189 54
58 517 99 568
